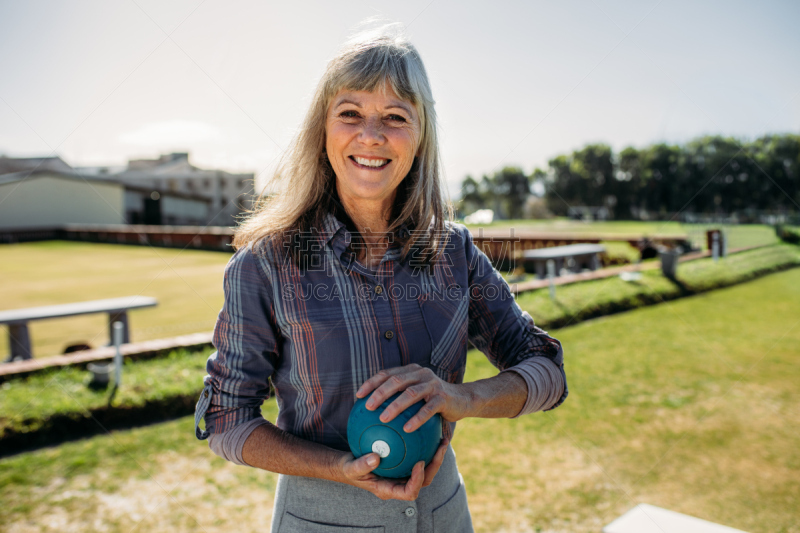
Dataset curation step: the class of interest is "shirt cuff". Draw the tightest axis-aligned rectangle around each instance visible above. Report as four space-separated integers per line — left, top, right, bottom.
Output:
207 417 269 466
502 357 565 417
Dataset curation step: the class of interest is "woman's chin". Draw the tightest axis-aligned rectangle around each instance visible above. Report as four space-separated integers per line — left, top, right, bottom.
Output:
339 181 398 204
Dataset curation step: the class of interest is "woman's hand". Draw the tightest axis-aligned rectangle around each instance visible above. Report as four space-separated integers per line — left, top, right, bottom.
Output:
335 438 450 500
356 364 473 432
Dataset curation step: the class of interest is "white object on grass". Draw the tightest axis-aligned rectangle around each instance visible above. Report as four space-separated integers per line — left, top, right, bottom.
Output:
603 503 749 533
113 321 123 387
464 209 494 225
619 271 642 282
547 259 556 300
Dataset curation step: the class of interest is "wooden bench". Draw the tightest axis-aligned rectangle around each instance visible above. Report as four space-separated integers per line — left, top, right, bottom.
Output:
0 296 158 362
521 243 606 279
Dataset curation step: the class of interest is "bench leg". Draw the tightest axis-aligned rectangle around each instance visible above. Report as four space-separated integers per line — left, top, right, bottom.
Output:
7 323 32 362
108 311 130 345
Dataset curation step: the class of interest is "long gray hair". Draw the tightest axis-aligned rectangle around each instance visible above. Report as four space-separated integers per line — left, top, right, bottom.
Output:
232 23 452 266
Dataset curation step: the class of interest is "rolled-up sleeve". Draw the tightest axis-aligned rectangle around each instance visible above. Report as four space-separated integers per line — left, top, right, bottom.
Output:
195 243 280 440
461 226 568 412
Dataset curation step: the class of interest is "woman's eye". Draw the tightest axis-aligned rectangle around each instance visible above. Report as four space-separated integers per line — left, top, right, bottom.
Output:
387 114 407 123
339 110 359 119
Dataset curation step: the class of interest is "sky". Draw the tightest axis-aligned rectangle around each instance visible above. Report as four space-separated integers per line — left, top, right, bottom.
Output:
0 0 798 199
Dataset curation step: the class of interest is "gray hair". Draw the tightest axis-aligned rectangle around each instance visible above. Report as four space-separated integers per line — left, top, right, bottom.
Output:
233 22 452 265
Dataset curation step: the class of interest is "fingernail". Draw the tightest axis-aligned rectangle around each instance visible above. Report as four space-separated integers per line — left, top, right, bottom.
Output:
367 455 379 467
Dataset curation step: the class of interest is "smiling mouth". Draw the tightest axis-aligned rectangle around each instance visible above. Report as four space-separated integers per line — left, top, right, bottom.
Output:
350 155 391 169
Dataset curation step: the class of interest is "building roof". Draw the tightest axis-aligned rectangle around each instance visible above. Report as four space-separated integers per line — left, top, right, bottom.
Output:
1 152 253 185
0 169 211 202
0 156 73 175
0 169 122 188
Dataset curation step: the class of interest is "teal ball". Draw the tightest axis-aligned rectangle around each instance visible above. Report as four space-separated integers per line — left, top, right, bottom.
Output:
347 392 443 478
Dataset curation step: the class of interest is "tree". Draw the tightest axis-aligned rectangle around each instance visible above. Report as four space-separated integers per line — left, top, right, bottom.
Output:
491 166 530 219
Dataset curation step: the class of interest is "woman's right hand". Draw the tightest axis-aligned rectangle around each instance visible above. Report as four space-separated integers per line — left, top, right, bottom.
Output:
334 438 449 501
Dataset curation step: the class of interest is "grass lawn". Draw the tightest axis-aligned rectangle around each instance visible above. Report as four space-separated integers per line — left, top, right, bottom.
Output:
1 269 798 532
0 226 784 360
514 243 800 329
0 241 232 360
0 347 214 453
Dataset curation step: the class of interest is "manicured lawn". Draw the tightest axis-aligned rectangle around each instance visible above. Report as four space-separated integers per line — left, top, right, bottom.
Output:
514 243 800 329
1 270 798 532
0 241 231 360
0 227 784 360
0 221 779 359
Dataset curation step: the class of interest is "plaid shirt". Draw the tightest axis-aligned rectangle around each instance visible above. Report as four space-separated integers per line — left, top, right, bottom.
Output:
195 213 567 451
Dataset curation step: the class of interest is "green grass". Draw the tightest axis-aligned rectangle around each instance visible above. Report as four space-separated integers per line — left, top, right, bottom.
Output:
459 269 800 533
514 243 800 329
3 244 797 452
1 270 798 532
0 241 231 360
0 225 778 360
0 347 214 453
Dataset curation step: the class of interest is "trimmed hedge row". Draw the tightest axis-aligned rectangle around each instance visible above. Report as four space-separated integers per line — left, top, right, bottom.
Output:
776 225 800 245
516 243 800 330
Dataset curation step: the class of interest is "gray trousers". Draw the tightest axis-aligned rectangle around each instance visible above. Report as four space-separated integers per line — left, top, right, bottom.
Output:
270 445 474 533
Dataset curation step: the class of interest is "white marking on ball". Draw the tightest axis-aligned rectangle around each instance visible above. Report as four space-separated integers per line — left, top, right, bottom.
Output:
372 440 390 458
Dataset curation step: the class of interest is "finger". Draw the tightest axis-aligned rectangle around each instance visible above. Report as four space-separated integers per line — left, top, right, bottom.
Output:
422 440 449 487
369 477 415 501
345 453 381 479
379 383 433 423
401 394 444 432
356 366 415 399
365 366 428 410
398 461 425 499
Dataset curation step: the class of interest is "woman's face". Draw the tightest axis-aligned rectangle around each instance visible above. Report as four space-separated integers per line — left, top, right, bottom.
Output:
326 86 421 208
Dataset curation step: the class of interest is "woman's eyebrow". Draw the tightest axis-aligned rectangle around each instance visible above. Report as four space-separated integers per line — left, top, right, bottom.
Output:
334 98 362 108
386 103 413 115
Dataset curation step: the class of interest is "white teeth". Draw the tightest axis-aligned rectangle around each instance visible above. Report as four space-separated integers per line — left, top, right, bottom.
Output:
354 156 388 167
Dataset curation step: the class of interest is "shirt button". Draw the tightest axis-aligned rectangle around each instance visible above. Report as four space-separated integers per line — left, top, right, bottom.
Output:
384 330 394 340
404 507 416 517
375 285 383 295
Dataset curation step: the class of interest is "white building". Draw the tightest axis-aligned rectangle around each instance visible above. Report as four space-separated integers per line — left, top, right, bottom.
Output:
0 156 212 229
0 168 125 229
79 152 255 226
0 153 254 229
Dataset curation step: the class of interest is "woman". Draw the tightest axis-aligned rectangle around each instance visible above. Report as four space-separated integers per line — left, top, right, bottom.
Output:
195 24 567 532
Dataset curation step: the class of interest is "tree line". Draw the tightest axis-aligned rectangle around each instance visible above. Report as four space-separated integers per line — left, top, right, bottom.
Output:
458 133 800 221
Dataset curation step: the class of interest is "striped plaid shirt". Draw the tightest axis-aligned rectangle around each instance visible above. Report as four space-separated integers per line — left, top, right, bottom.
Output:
194 212 567 451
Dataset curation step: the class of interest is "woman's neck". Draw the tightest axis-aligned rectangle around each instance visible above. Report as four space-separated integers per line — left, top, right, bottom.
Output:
336 187 395 239
335 183 395 269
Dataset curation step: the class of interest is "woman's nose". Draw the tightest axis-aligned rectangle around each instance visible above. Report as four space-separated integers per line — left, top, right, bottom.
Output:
358 117 385 144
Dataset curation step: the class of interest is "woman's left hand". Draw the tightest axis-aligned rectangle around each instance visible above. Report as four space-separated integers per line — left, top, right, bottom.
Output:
356 364 473 432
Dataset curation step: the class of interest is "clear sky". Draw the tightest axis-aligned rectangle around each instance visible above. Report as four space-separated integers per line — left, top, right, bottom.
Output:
1 0 798 198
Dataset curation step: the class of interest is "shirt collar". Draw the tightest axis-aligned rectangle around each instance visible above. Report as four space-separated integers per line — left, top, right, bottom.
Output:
321 211 412 253
322 211 349 246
